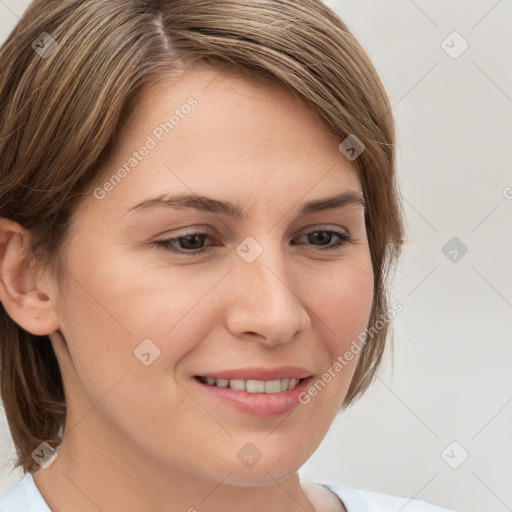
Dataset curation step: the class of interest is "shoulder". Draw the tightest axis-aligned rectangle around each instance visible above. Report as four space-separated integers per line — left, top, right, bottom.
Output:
0 472 52 512
317 481 456 512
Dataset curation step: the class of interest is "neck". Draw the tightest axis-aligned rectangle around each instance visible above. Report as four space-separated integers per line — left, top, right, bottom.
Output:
32 408 316 512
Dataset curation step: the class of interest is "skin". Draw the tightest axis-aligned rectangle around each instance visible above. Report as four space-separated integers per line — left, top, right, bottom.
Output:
0 64 374 512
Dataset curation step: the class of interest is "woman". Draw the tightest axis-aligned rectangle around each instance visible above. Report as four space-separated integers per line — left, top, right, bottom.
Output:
0 1 453 510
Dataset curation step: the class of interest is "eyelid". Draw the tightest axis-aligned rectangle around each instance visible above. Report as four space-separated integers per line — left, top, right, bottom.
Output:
297 223 350 234
153 224 354 257
156 224 350 241
154 225 214 238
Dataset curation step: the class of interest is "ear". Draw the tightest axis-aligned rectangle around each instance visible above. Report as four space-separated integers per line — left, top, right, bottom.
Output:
0 217 60 336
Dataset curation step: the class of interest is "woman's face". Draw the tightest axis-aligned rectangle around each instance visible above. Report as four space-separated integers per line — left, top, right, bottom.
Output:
45 64 374 485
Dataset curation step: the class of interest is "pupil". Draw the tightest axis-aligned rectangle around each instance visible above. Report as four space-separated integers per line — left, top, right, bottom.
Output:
311 231 330 245
182 234 204 250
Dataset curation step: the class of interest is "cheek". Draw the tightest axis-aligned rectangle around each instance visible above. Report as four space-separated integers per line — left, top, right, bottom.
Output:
57 264 209 453
57 244 222 405
302 256 374 397
312 256 374 347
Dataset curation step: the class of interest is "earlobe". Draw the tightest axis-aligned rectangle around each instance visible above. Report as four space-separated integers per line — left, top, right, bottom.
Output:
0 217 59 336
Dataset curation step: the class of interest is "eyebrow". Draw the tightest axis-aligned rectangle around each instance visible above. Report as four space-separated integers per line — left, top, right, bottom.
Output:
123 190 366 219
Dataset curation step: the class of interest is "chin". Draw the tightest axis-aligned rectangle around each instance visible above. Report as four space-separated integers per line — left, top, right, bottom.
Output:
188 443 307 487
218 463 302 487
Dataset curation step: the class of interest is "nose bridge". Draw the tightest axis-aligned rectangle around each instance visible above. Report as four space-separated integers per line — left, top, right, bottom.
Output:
236 234 293 300
228 234 310 343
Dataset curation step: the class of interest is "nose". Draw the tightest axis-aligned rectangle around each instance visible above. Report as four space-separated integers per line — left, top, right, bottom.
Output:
225 240 312 347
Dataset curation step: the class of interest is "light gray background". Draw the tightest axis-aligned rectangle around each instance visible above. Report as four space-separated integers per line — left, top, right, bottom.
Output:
1 1 511 511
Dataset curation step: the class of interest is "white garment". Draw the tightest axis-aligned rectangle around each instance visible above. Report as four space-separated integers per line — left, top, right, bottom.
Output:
0 472 455 511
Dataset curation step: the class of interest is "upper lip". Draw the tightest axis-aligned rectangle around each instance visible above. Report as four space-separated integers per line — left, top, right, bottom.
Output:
196 366 313 381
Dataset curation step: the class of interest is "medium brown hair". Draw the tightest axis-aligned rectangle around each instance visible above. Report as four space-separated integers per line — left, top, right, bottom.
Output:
0 0 405 473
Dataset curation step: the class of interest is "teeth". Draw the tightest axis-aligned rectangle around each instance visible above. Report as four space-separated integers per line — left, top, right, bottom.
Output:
264 380 281 393
199 376 303 393
247 380 264 392
230 379 246 391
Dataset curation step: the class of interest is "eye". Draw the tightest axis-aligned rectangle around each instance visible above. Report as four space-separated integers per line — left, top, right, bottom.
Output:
154 232 212 256
153 228 352 256
291 229 352 251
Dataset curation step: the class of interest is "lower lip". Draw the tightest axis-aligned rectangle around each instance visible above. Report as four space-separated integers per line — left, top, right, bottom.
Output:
193 376 313 417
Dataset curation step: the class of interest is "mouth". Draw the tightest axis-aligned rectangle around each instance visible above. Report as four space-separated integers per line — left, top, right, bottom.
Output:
191 366 314 417
194 375 310 393
193 374 314 417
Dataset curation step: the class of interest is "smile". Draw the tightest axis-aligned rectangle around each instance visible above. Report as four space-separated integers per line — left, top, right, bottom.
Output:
195 376 306 393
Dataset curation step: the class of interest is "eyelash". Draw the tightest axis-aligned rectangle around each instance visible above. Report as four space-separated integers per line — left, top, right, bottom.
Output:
153 229 352 256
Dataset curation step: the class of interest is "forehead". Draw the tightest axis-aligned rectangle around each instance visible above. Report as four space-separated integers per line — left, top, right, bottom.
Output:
86 64 362 219
119 63 344 157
